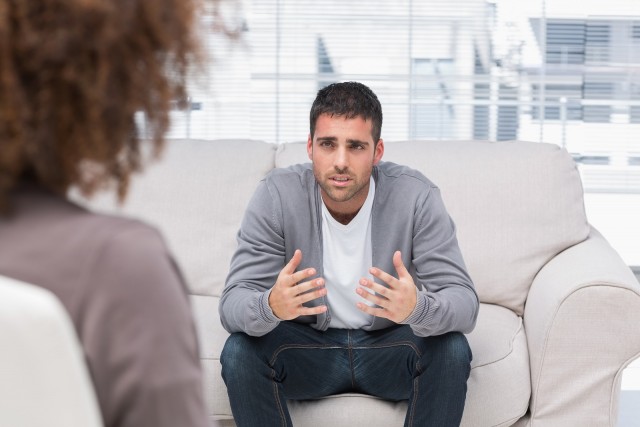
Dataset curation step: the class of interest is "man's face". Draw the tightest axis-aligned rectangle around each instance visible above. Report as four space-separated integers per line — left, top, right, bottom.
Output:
307 113 384 215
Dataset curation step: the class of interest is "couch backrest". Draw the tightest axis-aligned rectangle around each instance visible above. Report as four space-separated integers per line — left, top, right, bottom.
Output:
276 140 590 314
85 139 590 315
83 139 276 296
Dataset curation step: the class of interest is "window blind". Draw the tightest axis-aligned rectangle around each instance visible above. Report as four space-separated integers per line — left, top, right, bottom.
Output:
167 0 640 194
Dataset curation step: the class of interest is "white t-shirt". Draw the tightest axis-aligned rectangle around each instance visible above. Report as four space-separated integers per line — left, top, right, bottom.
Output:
321 177 375 329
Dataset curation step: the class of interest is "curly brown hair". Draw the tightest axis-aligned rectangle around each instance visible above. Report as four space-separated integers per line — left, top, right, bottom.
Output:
0 0 203 212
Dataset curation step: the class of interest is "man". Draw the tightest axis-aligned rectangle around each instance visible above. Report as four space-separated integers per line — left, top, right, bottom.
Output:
219 81 479 426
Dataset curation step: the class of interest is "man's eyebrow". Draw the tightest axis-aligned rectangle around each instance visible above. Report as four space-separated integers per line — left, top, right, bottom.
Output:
316 136 337 142
347 139 370 146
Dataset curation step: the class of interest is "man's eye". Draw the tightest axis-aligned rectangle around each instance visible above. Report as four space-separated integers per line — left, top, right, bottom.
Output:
320 141 333 147
351 144 365 150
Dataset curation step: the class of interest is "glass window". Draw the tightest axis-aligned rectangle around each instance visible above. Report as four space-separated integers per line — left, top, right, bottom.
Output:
172 0 640 265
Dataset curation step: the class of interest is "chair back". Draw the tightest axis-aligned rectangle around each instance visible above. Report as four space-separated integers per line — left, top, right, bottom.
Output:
0 275 103 427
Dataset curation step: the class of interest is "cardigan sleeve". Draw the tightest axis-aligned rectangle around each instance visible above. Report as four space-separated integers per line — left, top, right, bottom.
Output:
219 180 285 336
400 186 479 336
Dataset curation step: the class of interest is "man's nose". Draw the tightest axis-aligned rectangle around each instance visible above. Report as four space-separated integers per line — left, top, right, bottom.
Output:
334 146 349 171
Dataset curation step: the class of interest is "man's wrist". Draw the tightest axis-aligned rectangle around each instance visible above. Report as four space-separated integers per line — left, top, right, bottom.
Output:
399 288 427 325
259 288 281 323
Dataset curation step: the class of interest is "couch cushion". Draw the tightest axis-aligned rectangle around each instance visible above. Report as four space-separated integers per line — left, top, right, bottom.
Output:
198 296 530 426
462 304 530 426
276 140 590 315
83 139 276 297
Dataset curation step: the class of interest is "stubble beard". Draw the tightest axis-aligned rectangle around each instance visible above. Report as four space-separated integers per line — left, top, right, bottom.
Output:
314 168 369 204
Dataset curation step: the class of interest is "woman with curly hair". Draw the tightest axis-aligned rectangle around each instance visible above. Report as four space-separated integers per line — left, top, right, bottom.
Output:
0 1 216 426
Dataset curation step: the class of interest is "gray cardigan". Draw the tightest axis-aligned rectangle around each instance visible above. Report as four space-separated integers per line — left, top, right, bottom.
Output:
219 161 479 337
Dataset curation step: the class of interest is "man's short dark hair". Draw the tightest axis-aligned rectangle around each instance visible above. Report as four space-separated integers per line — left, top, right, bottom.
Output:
309 82 383 143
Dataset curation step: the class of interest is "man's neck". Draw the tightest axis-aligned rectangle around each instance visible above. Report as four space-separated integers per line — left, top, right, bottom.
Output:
324 205 360 225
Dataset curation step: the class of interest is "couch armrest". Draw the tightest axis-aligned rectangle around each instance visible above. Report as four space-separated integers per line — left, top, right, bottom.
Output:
523 228 640 426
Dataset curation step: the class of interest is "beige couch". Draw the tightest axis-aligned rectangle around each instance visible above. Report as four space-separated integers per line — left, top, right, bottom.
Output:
86 139 640 426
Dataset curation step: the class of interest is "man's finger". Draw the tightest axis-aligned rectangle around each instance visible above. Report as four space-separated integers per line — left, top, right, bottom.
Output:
294 281 327 305
356 302 387 318
287 267 316 287
359 277 389 297
356 286 388 308
297 305 328 316
294 277 325 295
369 266 398 288
282 249 302 275
393 250 410 279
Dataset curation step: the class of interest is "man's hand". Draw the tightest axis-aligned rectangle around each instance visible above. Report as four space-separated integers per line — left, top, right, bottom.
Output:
355 251 417 323
269 249 327 320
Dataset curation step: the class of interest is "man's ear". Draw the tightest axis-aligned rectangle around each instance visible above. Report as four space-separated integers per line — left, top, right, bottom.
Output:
373 139 384 165
307 134 313 161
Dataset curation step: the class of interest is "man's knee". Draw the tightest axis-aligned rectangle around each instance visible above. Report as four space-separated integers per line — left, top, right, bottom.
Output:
430 332 472 372
221 333 259 381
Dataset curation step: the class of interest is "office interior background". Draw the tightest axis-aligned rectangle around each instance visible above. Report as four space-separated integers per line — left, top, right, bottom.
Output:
157 0 640 423
166 0 640 265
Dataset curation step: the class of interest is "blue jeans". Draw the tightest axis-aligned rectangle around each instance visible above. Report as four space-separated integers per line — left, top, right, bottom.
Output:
221 322 471 427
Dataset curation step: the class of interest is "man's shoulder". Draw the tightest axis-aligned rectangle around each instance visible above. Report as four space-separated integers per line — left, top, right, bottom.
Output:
266 163 312 179
376 161 437 189
263 163 313 188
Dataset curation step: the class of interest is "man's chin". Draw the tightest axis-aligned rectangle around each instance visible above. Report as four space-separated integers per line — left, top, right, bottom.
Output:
321 187 354 204
325 193 351 203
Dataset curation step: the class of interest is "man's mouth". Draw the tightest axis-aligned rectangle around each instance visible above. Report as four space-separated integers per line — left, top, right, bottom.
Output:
330 176 351 186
